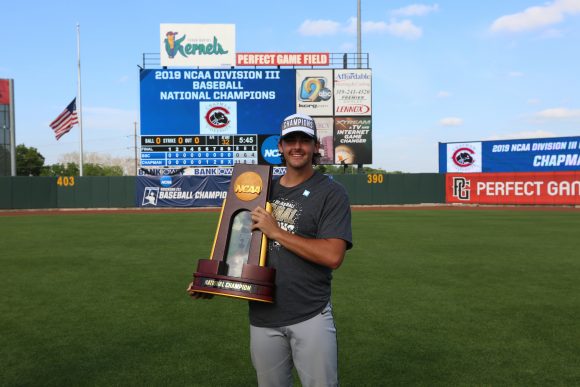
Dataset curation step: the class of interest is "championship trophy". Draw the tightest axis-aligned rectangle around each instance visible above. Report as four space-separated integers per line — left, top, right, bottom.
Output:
191 164 275 303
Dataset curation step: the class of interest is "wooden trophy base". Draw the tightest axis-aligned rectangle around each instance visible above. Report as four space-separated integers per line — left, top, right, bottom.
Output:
192 259 275 303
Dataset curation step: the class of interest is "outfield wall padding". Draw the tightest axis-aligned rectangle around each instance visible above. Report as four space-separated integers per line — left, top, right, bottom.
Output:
56 177 136 208
0 177 57 209
332 173 445 205
0 174 444 209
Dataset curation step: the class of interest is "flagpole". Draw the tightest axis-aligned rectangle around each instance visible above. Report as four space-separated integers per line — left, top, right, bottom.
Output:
77 23 84 177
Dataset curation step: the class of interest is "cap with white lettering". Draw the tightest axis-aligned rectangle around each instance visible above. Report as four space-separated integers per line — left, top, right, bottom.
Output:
280 113 316 139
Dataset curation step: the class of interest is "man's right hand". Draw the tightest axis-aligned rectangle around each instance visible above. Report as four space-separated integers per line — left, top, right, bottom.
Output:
187 282 214 299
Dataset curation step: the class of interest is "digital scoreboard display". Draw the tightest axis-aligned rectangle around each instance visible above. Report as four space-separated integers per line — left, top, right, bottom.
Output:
139 67 372 169
141 135 258 166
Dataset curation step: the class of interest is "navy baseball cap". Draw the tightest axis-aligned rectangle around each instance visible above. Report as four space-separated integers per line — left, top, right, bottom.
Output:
280 113 316 139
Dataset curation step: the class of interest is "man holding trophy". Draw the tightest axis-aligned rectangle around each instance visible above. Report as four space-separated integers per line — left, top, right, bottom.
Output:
189 113 353 387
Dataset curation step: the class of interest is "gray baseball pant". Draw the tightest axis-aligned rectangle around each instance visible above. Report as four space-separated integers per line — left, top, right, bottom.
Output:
250 302 338 387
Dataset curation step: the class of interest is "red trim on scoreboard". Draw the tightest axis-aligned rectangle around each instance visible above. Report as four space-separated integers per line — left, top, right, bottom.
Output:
236 53 329 66
446 172 580 205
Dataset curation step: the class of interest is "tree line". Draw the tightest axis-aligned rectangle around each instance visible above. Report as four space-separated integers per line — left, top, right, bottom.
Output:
16 144 124 176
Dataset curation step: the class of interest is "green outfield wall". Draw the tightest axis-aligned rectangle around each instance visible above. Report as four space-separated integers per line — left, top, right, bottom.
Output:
0 174 444 209
0 176 136 209
332 173 445 205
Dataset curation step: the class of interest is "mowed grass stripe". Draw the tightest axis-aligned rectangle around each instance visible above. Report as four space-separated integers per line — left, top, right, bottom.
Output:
0 210 578 386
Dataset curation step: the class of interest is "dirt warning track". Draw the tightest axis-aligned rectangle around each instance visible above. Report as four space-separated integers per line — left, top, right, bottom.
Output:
1 204 579 216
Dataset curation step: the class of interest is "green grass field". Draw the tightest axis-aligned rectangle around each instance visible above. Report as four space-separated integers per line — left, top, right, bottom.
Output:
1 209 579 386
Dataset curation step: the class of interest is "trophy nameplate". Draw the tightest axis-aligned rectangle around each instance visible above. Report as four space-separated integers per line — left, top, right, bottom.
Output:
191 164 275 303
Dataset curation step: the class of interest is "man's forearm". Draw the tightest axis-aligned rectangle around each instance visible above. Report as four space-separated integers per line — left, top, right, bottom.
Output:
269 228 346 269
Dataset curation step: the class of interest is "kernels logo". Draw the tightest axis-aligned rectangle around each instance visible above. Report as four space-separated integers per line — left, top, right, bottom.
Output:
163 32 228 60
200 102 237 134
234 172 263 201
164 32 185 59
452 177 471 200
142 187 159 206
299 77 332 102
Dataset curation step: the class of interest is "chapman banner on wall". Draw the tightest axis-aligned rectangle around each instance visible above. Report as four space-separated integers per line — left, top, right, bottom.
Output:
137 175 230 207
447 172 580 205
160 24 236 67
445 142 483 173
439 136 580 173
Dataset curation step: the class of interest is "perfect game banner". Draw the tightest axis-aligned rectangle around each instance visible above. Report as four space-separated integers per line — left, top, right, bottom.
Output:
447 171 580 205
140 69 296 136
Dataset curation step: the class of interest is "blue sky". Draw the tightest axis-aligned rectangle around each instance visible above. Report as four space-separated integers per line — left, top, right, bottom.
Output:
2 0 579 172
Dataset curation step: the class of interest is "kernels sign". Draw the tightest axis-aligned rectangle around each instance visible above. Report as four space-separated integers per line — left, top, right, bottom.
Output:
161 24 235 67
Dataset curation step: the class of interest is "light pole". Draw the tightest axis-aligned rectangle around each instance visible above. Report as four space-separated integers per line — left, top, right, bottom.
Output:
134 121 138 175
357 0 361 69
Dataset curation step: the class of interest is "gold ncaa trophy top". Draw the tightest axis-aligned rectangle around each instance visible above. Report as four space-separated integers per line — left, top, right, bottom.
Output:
191 164 275 302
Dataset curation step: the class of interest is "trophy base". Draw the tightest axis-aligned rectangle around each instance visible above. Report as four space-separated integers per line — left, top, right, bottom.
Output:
192 259 275 303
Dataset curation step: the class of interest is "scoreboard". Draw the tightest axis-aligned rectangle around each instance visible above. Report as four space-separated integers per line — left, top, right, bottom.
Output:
141 135 258 166
139 67 372 169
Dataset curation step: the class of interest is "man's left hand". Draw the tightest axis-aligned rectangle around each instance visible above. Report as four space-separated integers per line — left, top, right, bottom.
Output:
251 206 280 240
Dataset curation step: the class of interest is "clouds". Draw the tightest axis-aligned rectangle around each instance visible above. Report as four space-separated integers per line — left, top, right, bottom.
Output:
383 19 423 40
534 107 580 119
298 20 341 36
487 130 556 140
439 117 464 126
298 3 437 40
391 4 439 17
491 0 580 33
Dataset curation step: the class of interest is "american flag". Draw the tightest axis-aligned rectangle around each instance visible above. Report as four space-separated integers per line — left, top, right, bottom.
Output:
50 98 78 140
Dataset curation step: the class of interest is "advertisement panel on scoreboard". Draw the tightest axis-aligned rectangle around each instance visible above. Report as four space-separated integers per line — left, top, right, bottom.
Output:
333 117 372 165
314 117 334 164
334 69 372 116
296 70 333 116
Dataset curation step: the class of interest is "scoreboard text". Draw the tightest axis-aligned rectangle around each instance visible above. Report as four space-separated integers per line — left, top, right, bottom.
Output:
141 135 257 166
